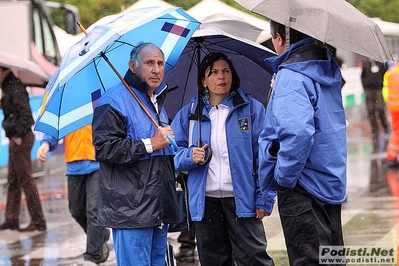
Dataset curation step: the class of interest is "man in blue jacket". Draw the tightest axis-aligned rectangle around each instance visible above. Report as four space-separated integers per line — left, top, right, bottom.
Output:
92 43 179 266
258 21 347 265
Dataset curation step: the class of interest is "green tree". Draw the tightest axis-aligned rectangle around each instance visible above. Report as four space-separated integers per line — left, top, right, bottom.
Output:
163 0 199 10
49 0 399 33
49 0 122 31
346 0 399 23
49 0 268 32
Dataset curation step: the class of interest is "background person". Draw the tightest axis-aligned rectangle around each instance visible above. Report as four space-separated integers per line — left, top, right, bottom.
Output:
174 225 196 263
173 172 196 263
383 61 399 168
92 42 179 266
258 20 347 265
360 57 390 152
37 125 110 265
0 67 46 232
171 52 275 266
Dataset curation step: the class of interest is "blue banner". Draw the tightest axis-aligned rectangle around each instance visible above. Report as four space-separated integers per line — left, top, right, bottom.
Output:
0 95 63 167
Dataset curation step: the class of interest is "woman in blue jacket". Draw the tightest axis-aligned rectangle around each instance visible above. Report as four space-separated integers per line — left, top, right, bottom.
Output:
171 52 275 266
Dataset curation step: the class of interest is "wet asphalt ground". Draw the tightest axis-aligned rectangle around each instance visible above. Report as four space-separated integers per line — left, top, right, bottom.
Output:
0 124 399 265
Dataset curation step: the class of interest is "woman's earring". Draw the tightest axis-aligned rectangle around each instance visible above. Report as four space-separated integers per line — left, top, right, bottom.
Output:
203 87 210 102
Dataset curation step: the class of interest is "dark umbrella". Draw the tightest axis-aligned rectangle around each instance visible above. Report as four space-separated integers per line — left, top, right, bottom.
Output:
164 27 275 119
164 27 276 164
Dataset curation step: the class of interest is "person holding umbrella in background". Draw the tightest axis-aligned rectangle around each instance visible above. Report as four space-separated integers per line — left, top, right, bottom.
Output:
92 42 179 266
0 66 46 232
171 52 275 266
258 20 347 265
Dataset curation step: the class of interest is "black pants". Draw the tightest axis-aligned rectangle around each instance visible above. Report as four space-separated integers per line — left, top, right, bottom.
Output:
4 131 46 226
195 197 274 266
277 183 344 266
177 223 196 250
364 89 389 138
68 172 109 263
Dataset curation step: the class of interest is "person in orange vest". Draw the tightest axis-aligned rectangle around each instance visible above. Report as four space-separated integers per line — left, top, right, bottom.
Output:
384 60 399 168
37 125 110 265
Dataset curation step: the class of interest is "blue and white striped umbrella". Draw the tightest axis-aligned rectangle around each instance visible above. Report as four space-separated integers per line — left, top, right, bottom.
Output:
34 6 200 139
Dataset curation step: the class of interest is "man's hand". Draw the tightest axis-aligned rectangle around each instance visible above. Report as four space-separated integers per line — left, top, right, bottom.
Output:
37 143 50 163
256 208 271 220
13 137 22 146
150 126 174 151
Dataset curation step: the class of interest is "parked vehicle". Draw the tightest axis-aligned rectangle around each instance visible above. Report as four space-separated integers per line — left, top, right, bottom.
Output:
0 0 79 169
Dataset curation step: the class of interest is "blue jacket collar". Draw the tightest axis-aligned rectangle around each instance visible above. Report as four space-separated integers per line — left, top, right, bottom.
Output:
265 37 317 73
124 69 167 96
123 69 168 106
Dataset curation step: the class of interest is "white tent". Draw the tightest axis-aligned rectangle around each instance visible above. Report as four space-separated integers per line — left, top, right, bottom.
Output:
198 13 263 42
371 18 399 37
53 26 81 56
187 0 271 43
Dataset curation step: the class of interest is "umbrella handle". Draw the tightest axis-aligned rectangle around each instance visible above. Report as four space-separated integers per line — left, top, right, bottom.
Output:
166 134 178 151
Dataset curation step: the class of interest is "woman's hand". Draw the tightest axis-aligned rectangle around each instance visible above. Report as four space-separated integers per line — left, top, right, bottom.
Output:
192 144 208 164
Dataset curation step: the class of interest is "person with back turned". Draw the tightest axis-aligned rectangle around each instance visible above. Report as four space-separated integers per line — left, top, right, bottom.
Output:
360 57 389 152
37 125 110 265
0 66 46 232
258 21 347 265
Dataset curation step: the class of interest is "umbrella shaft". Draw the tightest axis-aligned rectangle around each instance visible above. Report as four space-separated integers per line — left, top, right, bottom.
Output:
78 22 158 127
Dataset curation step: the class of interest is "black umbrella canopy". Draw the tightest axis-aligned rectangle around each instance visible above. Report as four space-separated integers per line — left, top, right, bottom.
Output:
164 27 276 120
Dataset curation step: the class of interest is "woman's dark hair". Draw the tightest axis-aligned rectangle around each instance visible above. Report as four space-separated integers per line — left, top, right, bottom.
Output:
197 52 240 94
270 20 309 44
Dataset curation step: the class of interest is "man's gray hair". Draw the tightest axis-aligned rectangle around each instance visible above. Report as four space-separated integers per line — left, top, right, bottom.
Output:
130 42 164 66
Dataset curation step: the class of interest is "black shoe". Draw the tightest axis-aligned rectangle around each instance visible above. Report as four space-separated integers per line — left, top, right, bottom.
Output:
175 248 195 263
100 229 110 263
84 229 110 264
18 222 46 232
386 159 399 169
0 221 19 230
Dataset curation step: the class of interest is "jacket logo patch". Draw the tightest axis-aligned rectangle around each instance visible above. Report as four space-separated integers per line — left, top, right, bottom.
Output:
238 117 250 131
